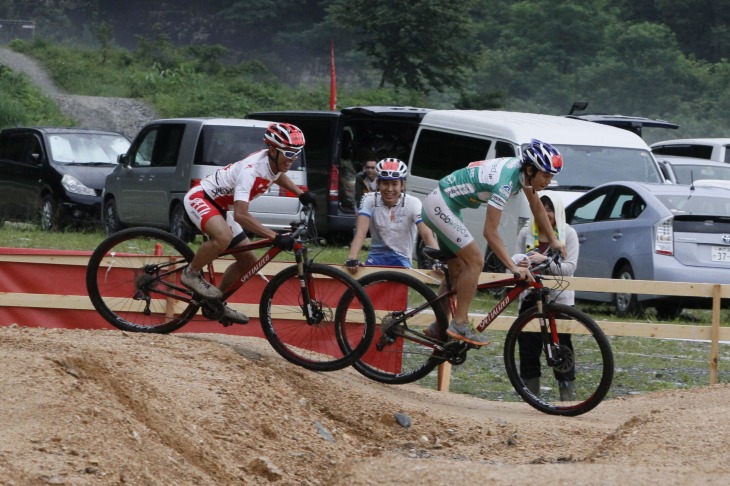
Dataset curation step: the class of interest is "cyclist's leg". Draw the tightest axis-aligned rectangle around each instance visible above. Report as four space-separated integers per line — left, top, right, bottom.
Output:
421 189 484 343
182 190 231 298
218 217 257 293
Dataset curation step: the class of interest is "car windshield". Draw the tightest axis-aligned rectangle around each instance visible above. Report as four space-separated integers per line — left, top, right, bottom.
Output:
549 145 662 189
657 194 730 217
670 164 730 184
48 133 130 163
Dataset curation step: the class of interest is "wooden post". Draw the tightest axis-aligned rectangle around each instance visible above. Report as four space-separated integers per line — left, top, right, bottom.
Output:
709 284 721 385
437 362 451 392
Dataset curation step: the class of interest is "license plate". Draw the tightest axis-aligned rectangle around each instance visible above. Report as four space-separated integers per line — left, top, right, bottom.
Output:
711 246 730 262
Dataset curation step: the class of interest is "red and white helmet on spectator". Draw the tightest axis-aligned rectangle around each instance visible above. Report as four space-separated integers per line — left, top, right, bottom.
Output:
376 158 407 180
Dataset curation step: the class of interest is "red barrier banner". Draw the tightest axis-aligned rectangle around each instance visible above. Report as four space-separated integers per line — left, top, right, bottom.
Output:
0 248 409 373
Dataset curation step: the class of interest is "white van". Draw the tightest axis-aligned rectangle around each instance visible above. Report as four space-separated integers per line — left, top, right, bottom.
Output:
405 110 665 266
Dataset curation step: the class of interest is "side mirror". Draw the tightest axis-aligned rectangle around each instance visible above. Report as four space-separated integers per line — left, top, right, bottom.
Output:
118 153 130 166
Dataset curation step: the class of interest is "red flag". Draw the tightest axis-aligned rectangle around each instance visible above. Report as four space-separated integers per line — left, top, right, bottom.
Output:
329 40 337 110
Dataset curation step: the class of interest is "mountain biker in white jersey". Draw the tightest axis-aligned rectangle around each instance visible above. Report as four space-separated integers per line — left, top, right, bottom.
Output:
345 158 438 272
421 139 567 346
181 122 316 325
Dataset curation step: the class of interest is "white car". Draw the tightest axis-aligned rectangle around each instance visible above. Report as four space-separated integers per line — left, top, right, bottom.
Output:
651 138 730 163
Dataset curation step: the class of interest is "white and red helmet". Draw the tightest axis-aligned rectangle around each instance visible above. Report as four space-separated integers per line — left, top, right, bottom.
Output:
376 158 407 180
263 122 305 152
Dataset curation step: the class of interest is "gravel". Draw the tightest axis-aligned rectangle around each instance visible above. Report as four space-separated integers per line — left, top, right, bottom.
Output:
0 47 157 138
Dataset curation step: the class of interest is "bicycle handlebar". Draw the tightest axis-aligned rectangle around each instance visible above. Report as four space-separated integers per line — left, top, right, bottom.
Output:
290 204 315 240
528 250 562 278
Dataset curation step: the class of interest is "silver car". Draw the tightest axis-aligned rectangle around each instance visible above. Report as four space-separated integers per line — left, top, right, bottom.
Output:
104 118 307 242
656 155 730 185
565 181 730 319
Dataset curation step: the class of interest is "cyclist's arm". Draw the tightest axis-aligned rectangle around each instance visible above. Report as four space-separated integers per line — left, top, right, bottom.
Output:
346 214 370 273
417 222 439 249
274 173 304 197
232 200 278 240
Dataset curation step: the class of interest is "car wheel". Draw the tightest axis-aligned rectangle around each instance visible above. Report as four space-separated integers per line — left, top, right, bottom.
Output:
170 203 196 243
655 300 683 321
103 198 125 235
39 195 59 231
614 263 643 317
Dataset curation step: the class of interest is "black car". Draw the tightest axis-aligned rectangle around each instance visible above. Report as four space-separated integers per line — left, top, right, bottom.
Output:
0 127 130 230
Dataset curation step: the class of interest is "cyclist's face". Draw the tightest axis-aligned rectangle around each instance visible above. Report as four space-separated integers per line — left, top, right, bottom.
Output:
378 179 403 205
269 146 296 173
531 171 553 191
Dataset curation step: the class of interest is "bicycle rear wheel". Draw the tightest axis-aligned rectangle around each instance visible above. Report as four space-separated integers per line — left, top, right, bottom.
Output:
503 303 614 416
338 271 449 384
259 263 376 372
86 227 199 333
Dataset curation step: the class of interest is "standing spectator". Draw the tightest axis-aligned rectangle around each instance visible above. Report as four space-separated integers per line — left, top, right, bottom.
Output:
514 192 578 401
354 160 379 208
346 158 438 271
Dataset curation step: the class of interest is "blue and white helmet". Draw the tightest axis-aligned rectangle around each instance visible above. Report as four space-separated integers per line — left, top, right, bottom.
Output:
522 139 563 174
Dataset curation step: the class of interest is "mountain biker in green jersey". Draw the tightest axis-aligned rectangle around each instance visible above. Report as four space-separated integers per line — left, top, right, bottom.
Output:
421 139 567 346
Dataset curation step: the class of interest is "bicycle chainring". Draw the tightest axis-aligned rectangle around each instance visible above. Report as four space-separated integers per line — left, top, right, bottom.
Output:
201 299 225 321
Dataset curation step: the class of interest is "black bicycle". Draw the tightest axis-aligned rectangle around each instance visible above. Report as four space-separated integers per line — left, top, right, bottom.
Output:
337 249 614 416
85 206 376 372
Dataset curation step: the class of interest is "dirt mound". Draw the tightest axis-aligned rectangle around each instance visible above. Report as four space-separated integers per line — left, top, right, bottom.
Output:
1 325 728 485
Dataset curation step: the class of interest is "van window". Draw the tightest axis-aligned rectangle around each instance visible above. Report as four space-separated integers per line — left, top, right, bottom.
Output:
411 129 491 180
652 144 713 160
553 145 662 188
195 125 269 167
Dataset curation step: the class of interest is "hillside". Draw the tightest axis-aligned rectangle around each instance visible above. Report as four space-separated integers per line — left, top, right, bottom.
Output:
0 47 156 138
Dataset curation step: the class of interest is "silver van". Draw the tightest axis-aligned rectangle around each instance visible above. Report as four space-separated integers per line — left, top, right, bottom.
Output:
405 110 666 267
103 118 307 241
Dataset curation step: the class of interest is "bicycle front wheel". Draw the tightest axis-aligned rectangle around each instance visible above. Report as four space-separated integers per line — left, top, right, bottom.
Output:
503 303 614 416
259 263 376 372
86 227 199 333
338 271 449 385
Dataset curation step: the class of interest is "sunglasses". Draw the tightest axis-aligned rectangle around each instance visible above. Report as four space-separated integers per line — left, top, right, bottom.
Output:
378 169 403 179
275 147 301 159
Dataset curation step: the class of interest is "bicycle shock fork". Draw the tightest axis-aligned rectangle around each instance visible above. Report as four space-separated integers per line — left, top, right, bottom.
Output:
535 290 561 367
295 247 324 324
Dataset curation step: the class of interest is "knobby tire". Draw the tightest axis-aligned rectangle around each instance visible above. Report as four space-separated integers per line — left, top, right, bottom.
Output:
503 303 614 417
86 227 198 333
259 263 376 372
338 271 449 384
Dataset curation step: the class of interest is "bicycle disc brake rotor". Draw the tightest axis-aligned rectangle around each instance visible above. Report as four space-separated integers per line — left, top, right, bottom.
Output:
550 344 575 373
302 300 332 326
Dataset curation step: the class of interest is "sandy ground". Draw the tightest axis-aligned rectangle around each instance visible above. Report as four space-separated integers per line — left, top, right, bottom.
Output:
1 324 729 485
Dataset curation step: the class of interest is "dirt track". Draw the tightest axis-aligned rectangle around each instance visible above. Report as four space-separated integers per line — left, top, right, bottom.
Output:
1 325 729 485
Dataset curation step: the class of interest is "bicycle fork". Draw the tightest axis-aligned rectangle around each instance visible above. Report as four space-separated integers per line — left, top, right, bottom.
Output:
295 247 324 324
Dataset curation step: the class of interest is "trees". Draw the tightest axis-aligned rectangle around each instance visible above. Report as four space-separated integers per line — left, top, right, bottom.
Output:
327 0 476 93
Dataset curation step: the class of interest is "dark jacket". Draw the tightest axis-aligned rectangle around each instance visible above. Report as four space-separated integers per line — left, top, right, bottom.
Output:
354 171 377 208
